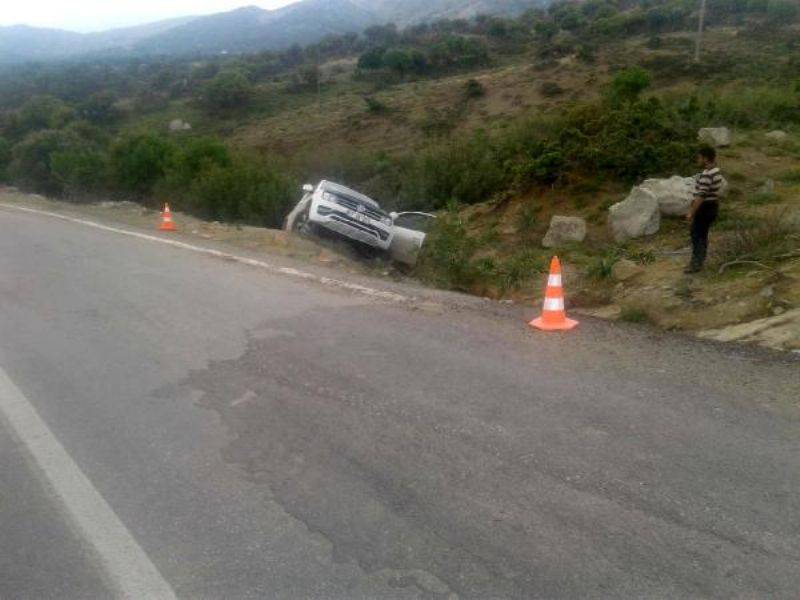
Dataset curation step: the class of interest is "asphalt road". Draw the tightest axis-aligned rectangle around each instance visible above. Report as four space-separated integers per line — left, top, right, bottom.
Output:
1 204 799 599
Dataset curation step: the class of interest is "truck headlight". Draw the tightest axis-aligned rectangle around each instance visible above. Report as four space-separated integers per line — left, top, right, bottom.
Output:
383 217 393 226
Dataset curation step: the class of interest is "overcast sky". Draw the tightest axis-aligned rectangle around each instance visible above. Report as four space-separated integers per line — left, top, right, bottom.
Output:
1 0 300 32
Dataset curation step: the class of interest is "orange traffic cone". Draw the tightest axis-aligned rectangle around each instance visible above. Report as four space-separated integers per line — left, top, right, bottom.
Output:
159 203 177 232
529 256 578 331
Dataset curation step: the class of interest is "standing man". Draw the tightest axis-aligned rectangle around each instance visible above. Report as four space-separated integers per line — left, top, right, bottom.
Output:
686 145 723 274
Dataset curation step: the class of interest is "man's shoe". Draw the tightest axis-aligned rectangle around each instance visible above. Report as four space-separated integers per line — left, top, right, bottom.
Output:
684 264 702 274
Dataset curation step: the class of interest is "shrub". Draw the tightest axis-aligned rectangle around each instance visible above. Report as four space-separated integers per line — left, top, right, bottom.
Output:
608 67 652 104
17 95 73 135
202 70 254 113
364 96 389 114
187 159 296 228
77 92 120 125
50 148 108 199
620 305 652 323
463 79 486 99
358 47 386 70
540 81 564 97
8 129 82 195
165 137 231 190
0 136 10 181
715 209 800 266
404 130 507 208
110 133 176 197
416 207 483 290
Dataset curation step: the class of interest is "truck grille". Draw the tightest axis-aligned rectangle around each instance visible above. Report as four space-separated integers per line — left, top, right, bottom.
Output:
332 195 387 222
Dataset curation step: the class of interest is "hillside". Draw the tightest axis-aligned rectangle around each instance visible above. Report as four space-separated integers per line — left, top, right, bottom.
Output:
133 2 376 56
0 0 547 62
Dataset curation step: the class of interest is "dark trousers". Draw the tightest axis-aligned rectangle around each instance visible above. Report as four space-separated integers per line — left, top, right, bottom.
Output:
690 201 719 267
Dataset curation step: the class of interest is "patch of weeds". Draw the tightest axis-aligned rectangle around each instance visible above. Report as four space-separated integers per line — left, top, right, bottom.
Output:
778 169 800 184
626 248 656 265
571 196 590 210
728 171 748 183
419 107 461 137
463 79 486 100
364 96 389 114
620 306 652 324
716 207 759 231
516 202 541 234
495 249 548 293
539 81 564 98
715 208 800 267
748 191 782 206
586 249 622 280
674 278 694 300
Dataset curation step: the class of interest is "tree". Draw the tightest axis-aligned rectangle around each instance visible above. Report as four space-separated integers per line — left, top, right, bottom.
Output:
203 70 254 113
77 92 120 125
17 95 72 135
358 47 386 70
8 129 81 195
51 148 108 198
382 49 415 77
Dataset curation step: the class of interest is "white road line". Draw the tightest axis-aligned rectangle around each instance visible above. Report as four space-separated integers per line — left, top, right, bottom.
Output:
0 203 410 303
0 367 177 600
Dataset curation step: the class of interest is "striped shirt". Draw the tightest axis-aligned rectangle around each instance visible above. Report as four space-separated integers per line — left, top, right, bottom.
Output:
695 167 723 203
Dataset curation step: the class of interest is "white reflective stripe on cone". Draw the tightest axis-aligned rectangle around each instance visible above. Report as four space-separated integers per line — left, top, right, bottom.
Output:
547 274 562 288
543 297 565 312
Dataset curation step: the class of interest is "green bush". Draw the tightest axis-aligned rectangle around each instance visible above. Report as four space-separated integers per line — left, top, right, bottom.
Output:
8 129 82 195
50 148 108 198
463 79 486 99
404 130 507 208
202 70 254 113
187 159 296 228
416 207 483 290
110 133 176 197
0 136 10 181
164 137 231 190
608 67 652 104
17 95 73 135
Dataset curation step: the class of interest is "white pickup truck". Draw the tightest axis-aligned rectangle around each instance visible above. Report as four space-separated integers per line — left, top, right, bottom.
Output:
285 180 435 266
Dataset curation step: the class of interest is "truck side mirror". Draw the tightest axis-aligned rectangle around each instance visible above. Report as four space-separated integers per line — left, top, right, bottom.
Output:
303 184 314 193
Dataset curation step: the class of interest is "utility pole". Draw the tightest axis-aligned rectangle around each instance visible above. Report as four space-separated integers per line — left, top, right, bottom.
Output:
694 0 708 63
317 46 322 113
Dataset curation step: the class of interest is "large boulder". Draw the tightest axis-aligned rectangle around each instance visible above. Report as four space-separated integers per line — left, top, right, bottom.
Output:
698 127 731 147
639 176 696 216
542 215 587 248
169 118 192 132
608 187 661 243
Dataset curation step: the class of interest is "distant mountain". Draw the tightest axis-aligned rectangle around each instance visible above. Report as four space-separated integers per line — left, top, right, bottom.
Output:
0 16 199 62
0 0 547 62
133 1 377 55
0 25 85 62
